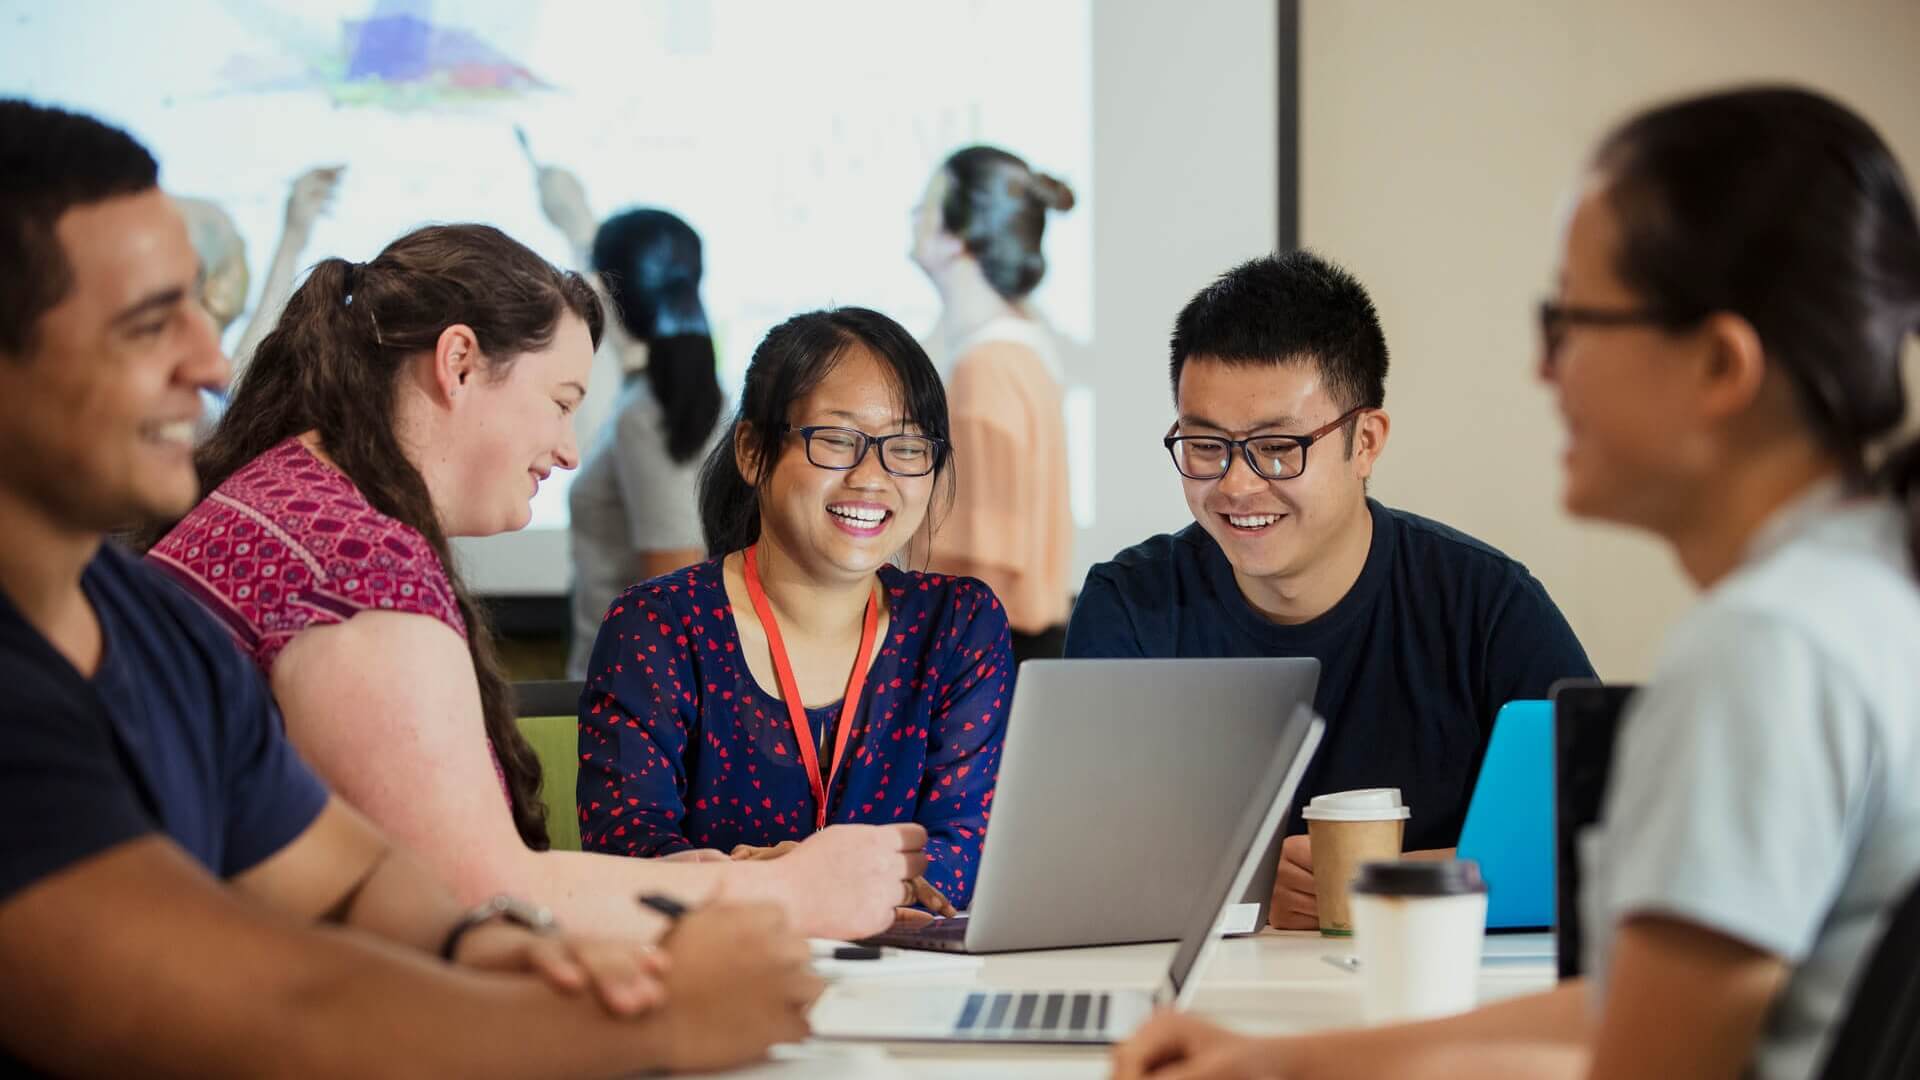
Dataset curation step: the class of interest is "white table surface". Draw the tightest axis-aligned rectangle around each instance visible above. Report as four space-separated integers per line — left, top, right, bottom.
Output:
688 930 1558 1079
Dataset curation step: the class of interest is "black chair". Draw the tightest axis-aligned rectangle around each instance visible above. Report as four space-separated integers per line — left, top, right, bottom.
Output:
513 679 585 718
1816 872 1920 1079
1550 679 1637 980
1553 679 1920 1077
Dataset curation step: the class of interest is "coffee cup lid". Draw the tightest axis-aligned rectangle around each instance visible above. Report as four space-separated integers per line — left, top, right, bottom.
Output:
1350 858 1487 897
1300 787 1410 822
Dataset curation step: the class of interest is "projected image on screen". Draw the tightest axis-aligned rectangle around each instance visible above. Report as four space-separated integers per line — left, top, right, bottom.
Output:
3 0 1093 554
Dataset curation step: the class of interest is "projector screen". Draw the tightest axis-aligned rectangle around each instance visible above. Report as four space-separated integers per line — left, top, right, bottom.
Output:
5 0 1280 600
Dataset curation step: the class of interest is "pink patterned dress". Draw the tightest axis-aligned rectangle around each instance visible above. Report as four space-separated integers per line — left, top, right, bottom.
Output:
148 437 509 796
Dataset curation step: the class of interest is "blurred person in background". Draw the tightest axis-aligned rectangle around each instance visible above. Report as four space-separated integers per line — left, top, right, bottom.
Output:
534 167 726 679
913 144 1077 663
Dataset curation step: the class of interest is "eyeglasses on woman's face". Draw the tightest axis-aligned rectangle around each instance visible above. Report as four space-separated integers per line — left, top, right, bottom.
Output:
1536 299 1700 373
783 424 946 478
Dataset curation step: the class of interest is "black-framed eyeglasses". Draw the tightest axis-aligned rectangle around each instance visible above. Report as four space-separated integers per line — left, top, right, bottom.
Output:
1537 300 1697 370
1162 405 1368 481
784 424 947 477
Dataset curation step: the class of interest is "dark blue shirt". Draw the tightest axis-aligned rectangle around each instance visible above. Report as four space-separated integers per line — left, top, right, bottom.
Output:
0 542 328 905
1064 500 1593 851
578 559 1012 908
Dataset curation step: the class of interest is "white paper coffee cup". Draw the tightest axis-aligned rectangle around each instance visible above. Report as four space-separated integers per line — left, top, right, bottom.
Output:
1350 859 1488 1025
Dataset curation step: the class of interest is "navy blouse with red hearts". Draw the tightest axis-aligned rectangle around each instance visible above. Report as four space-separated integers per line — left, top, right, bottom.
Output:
576 558 1012 907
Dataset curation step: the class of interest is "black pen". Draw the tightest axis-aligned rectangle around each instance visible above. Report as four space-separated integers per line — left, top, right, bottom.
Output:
638 893 689 922
809 941 882 961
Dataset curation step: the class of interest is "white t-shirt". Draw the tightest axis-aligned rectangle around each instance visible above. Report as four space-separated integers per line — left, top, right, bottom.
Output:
567 379 721 679
1582 485 1920 1079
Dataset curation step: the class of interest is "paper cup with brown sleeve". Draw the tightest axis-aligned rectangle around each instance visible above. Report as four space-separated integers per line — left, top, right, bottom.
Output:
1300 788 1409 936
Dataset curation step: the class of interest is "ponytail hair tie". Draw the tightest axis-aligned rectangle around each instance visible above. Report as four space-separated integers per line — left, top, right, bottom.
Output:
340 261 382 344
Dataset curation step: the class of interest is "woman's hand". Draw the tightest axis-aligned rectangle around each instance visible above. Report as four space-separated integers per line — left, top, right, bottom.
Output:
283 165 343 238
731 832 958 925
729 840 803 862
734 824 930 939
660 847 731 864
1112 1012 1290 1080
904 876 958 918
535 165 595 247
889 876 959 930
451 922 669 1017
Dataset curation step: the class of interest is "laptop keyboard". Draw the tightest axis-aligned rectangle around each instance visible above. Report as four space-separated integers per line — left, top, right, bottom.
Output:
954 991 1110 1039
864 916 971 952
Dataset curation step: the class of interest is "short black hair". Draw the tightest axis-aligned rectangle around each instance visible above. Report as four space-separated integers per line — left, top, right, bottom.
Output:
0 99 159 357
1168 249 1390 413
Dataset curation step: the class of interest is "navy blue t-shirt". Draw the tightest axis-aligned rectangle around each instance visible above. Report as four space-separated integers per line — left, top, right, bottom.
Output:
0 543 327 923
1064 500 1594 851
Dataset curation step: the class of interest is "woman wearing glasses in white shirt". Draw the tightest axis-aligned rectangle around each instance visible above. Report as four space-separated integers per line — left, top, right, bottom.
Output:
1115 84 1920 1080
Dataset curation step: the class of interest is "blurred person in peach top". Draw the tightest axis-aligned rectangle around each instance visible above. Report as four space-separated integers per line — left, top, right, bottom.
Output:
912 145 1076 663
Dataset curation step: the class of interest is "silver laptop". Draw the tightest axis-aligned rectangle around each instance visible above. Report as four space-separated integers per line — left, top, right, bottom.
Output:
865 657 1320 954
812 707 1324 1044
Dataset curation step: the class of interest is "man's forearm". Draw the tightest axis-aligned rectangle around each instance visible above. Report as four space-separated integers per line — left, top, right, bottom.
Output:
49 924 677 1079
251 927 678 1079
0 841 678 1080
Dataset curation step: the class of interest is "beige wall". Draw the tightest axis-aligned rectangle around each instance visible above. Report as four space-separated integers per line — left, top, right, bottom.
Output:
1082 0 1278 583
1300 0 1920 679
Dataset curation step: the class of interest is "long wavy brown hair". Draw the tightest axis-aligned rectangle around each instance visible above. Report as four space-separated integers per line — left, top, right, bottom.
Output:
183 223 602 849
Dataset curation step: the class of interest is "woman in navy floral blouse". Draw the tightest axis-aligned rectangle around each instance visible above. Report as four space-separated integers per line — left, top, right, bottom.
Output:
578 307 1012 912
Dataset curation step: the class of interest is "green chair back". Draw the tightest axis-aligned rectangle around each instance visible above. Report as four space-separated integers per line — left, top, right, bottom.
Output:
513 680 585 852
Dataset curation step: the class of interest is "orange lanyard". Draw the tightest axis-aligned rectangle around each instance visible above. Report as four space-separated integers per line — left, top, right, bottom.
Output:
742 545 880 831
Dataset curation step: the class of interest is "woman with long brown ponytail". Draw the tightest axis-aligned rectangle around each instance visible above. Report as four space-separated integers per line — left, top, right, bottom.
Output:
148 223 929 942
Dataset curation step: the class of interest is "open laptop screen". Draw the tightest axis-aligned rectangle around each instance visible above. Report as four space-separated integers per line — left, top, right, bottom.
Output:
1550 680 1639 981
1164 706 1323 1004
1457 700 1555 931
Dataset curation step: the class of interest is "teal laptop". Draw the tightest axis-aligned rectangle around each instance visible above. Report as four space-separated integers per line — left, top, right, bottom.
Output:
1457 700 1555 930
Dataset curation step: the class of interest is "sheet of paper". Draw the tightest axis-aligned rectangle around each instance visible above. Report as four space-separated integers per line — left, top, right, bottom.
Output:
1221 902 1262 936
681 1042 896 1079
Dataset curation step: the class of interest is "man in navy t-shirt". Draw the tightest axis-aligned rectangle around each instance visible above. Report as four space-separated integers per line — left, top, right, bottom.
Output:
1065 251 1593 929
0 99 824 1076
